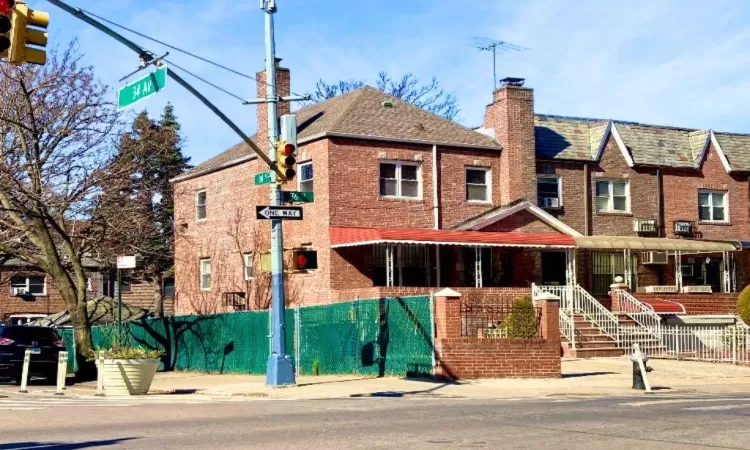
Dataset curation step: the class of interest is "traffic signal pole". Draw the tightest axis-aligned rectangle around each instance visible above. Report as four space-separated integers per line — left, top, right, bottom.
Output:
262 1 295 386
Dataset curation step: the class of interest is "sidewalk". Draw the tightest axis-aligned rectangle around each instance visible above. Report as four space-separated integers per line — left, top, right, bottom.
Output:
57 357 750 399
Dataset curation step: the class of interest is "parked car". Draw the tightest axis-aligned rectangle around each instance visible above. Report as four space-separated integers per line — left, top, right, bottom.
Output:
0 325 65 384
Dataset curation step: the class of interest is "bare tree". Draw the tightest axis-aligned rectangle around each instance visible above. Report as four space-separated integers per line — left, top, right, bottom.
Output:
306 71 460 120
0 44 127 377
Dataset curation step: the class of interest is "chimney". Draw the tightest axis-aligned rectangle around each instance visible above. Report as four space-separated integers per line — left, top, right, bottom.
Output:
483 77 537 205
256 57 291 149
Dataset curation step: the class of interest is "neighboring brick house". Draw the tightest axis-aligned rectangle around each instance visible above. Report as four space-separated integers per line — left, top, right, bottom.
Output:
171 65 750 319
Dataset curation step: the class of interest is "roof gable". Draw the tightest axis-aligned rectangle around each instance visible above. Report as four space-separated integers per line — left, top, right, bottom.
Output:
450 200 582 236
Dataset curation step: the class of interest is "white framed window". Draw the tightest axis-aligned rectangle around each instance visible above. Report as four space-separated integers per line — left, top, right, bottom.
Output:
298 162 313 192
465 167 491 202
537 176 561 208
699 190 728 222
243 253 254 280
10 275 46 296
379 162 421 199
595 180 629 212
199 259 211 291
195 190 207 220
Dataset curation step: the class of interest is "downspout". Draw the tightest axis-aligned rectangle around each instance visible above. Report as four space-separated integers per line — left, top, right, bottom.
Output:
657 168 664 284
583 163 591 236
432 144 441 287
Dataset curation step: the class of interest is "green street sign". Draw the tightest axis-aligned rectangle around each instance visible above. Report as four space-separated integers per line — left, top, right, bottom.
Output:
118 66 168 110
254 171 273 185
282 191 315 203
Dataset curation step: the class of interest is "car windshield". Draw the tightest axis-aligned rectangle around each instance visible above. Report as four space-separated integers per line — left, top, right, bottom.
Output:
0 326 61 345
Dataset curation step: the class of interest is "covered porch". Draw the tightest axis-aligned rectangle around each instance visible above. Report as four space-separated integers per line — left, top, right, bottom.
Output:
329 227 577 290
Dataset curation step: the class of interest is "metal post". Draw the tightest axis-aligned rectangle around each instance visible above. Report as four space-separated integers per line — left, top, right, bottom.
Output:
397 244 403 287
117 268 123 330
435 245 441 287
294 306 301 377
675 251 682 292
19 349 30 393
474 247 482 288
263 1 295 386
96 351 104 396
56 351 68 395
386 244 394 287
429 292 436 375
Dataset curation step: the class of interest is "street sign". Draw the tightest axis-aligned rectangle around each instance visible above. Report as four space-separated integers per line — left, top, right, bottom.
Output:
256 205 303 220
254 171 273 185
281 191 314 203
118 66 168 110
116 256 136 269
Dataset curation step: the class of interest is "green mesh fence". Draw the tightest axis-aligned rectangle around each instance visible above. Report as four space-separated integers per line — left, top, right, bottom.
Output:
61 295 433 377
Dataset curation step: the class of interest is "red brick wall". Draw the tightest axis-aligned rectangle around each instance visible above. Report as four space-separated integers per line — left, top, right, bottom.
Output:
482 210 558 233
433 295 560 379
536 161 587 234
255 62 291 155
483 86 537 205
0 270 66 321
663 144 750 240
635 293 737 315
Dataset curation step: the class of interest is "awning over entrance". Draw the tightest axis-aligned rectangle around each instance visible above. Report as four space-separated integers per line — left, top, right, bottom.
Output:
574 236 738 252
638 297 687 315
330 227 576 249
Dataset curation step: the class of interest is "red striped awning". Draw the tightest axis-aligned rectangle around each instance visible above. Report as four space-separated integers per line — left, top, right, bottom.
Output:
638 297 686 314
330 226 575 249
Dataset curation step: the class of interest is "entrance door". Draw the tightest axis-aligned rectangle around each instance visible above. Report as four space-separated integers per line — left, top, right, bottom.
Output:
592 252 626 295
541 252 566 285
705 259 723 292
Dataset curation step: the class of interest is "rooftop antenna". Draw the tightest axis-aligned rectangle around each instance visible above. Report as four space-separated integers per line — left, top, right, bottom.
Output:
471 37 529 90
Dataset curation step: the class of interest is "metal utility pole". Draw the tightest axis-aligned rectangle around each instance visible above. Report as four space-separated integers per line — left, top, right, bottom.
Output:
261 0 295 386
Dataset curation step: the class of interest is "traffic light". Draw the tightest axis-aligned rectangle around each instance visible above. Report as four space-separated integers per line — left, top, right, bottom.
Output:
276 114 298 182
7 1 49 65
276 139 296 181
0 0 14 59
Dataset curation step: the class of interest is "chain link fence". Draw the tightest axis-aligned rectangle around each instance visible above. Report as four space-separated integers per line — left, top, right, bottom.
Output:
61 295 434 377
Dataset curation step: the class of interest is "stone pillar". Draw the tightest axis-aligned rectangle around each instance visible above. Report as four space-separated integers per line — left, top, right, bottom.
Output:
533 293 560 346
609 276 629 313
434 288 462 339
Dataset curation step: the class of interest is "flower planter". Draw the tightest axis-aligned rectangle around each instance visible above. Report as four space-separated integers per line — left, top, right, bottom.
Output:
100 358 159 396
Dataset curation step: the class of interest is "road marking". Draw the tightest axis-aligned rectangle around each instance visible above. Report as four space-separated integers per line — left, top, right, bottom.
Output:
0 395 248 410
684 403 750 411
621 398 750 407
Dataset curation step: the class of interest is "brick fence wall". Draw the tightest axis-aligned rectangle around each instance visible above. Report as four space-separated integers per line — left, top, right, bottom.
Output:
433 289 561 379
635 293 737 315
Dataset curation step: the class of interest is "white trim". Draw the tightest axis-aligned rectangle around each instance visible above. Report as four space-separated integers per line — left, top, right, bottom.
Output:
195 189 207 221
609 123 635 167
10 275 47 297
454 200 583 236
593 120 613 162
243 252 254 281
465 166 492 203
432 144 439 229
199 258 211 291
331 239 574 249
698 189 729 223
379 160 422 200
297 161 313 192
171 154 257 183
709 131 733 173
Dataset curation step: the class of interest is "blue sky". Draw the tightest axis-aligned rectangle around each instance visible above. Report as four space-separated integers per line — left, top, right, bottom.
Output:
49 0 750 165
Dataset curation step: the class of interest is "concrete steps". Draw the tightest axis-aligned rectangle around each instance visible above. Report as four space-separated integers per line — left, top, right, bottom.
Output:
562 314 625 358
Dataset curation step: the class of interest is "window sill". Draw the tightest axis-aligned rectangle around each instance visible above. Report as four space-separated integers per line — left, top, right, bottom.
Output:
698 221 732 226
596 211 632 217
196 219 208 224
466 200 492 206
378 196 423 203
541 206 564 213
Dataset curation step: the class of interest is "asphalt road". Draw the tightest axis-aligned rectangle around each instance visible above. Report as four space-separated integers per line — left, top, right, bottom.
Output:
2 393 750 449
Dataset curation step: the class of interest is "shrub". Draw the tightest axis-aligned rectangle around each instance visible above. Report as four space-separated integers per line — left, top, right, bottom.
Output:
502 296 539 339
312 359 320 376
738 285 750 325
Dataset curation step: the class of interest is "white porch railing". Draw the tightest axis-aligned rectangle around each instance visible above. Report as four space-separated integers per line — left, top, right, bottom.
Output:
558 308 575 350
647 326 750 365
533 283 619 344
615 289 663 350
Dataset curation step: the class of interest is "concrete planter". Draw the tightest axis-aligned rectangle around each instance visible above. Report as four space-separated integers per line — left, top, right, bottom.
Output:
100 358 159 396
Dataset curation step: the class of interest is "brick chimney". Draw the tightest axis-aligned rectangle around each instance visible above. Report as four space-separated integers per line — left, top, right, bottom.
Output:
256 58 291 149
483 78 537 205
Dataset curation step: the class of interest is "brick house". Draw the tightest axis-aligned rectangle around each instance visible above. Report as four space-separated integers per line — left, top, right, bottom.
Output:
172 64 750 354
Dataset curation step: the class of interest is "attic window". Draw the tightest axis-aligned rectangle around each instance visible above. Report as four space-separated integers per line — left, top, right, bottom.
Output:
381 100 394 108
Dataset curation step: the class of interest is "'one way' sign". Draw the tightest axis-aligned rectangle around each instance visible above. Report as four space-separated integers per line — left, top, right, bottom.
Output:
256 205 304 220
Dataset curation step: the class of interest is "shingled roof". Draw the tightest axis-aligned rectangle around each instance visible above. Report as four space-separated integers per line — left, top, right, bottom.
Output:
177 86 499 180
535 114 750 172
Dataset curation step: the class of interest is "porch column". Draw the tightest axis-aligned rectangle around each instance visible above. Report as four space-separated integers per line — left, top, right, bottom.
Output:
675 251 682 292
386 244 395 287
722 251 731 293
565 249 577 286
623 249 632 289
436 245 441 287
474 246 482 288
731 253 737 293
425 244 431 287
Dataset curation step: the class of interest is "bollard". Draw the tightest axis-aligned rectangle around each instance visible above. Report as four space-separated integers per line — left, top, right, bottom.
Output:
19 349 31 393
56 351 68 396
96 350 105 397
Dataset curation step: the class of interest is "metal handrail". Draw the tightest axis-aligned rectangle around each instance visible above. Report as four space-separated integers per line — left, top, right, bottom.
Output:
533 284 619 344
616 289 662 348
558 308 576 350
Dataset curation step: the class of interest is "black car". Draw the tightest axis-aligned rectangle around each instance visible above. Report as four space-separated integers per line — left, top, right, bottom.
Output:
0 325 65 384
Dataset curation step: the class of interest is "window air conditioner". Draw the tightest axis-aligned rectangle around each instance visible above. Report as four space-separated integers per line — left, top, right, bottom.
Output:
12 287 28 296
641 251 668 265
540 197 559 208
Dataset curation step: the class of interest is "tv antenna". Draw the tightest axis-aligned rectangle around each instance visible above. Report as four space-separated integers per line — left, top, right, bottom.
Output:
471 37 529 90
